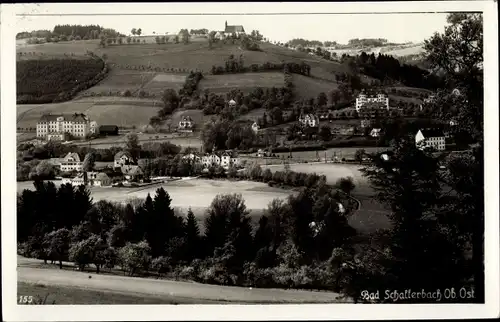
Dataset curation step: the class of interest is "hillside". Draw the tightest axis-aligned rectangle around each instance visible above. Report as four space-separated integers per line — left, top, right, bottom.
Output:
15 38 431 132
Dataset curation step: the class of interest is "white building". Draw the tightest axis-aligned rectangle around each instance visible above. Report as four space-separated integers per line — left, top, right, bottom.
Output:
251 122 260 134
60 152 83 172
355 92 389 113
370 128 382 137
298 114 320 128
178 116 195 132
182 153 202 163
36 113 95 141
114 151 133 168
201 150 240 169
228 99 237 108
415 129 446 151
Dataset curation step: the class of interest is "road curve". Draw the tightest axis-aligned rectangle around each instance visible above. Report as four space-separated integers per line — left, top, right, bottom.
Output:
18 258 348 304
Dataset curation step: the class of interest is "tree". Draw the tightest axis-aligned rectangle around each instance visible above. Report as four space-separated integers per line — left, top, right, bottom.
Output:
44 228 71 269
354 149 366 164
118 37 123 45
424 13 484 302
82 152 96 172
319 126 332 141
125 133 141 163
131 28 137 36
335 176 356 195
317 92 328 107
126 37 131 44
184 208 201 260
118 241 152 276
136 28 142 36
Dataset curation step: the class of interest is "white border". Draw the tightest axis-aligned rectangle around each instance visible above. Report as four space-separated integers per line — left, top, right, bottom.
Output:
2 1 499 321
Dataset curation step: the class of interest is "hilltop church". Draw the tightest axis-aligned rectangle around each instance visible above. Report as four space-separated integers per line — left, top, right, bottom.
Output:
218 21 246 38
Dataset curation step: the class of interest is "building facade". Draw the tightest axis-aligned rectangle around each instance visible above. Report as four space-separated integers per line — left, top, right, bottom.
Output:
415 129 446 151
178 116 195 132
224 21 245 37
355 92 389 113
114 151 134 168
36 113 95 141
298 114 320 128
60 152 83 172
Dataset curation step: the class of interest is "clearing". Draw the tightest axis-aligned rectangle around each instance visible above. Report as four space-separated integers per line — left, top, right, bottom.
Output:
198 72 284 94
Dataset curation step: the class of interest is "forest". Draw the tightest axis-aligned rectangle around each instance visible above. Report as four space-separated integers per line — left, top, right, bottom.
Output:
17 58 105 104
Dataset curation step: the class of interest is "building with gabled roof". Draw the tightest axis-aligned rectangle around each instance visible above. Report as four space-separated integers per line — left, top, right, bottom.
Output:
298 113 320 128
114 151 134 168
60 152 82 172
415 128 446 151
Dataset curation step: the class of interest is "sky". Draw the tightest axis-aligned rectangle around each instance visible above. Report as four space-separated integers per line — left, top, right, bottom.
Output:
13 3 450 44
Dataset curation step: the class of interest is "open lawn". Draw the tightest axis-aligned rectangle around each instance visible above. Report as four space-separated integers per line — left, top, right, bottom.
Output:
199 72 284 94
79 69 157 96
292 74 338 100
17 178 294 216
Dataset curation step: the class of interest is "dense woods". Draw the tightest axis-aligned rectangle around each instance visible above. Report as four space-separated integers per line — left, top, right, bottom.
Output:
17 58 106 104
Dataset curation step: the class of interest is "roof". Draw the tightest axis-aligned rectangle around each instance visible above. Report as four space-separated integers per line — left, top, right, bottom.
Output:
38 113 89 123
63 152 81 162
95 173 110 181
225 25 245 33
121 165 143 175
419 128 445 138
114 151 132 160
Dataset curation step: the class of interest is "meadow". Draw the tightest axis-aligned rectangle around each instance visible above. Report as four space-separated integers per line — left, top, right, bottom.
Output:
291 74 338 99
198 72 284 93
16 98 161 129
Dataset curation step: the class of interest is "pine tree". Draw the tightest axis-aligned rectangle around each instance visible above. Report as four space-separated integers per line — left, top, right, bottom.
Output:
184 208 200 260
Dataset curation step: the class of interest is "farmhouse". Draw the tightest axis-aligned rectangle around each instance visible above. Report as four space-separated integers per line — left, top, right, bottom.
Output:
298 113 320 128
355 92 389 113
228 99 237 108
114 151 134 168
93 173 112 187
36 113 97 141
415 128 446 151
224 21 245 37
99 125 119 136
182 153 202 163
201 150 240 169
202 153 221 168
60 152 82 172
178 116 195 132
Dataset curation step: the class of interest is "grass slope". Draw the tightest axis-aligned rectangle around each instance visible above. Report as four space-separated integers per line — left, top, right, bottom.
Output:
18 281 220 304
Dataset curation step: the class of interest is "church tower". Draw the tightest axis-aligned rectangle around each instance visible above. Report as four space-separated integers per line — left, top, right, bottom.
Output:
225 21 227 28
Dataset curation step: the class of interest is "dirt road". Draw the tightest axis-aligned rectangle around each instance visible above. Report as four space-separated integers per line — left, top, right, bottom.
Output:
17 257 348 304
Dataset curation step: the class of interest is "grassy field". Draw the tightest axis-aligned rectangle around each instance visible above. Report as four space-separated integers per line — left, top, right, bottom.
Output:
198 72 284 94
16 98 161 129
292 74 338 99
16 40 100 57
18 281 220 304
17 178 294 215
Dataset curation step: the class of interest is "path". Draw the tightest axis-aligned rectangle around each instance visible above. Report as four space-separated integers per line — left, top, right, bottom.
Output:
17 257 348 304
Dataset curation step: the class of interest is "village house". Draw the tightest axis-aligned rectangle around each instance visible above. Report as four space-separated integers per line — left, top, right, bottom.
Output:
114 151 134 168
220 151 240 169
298 113 320 128
178 116 195 132
214 31 225 40
224 21 245 37
360 119 372 128
93 173 112 187
36 113 96 141
182 153 202 164
202 153 221 168
60 152 83 172
228 99 237 108
251 122 260 134
415 128 446 151
370 128 382 138
355 92 389 113
121 165 144 182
